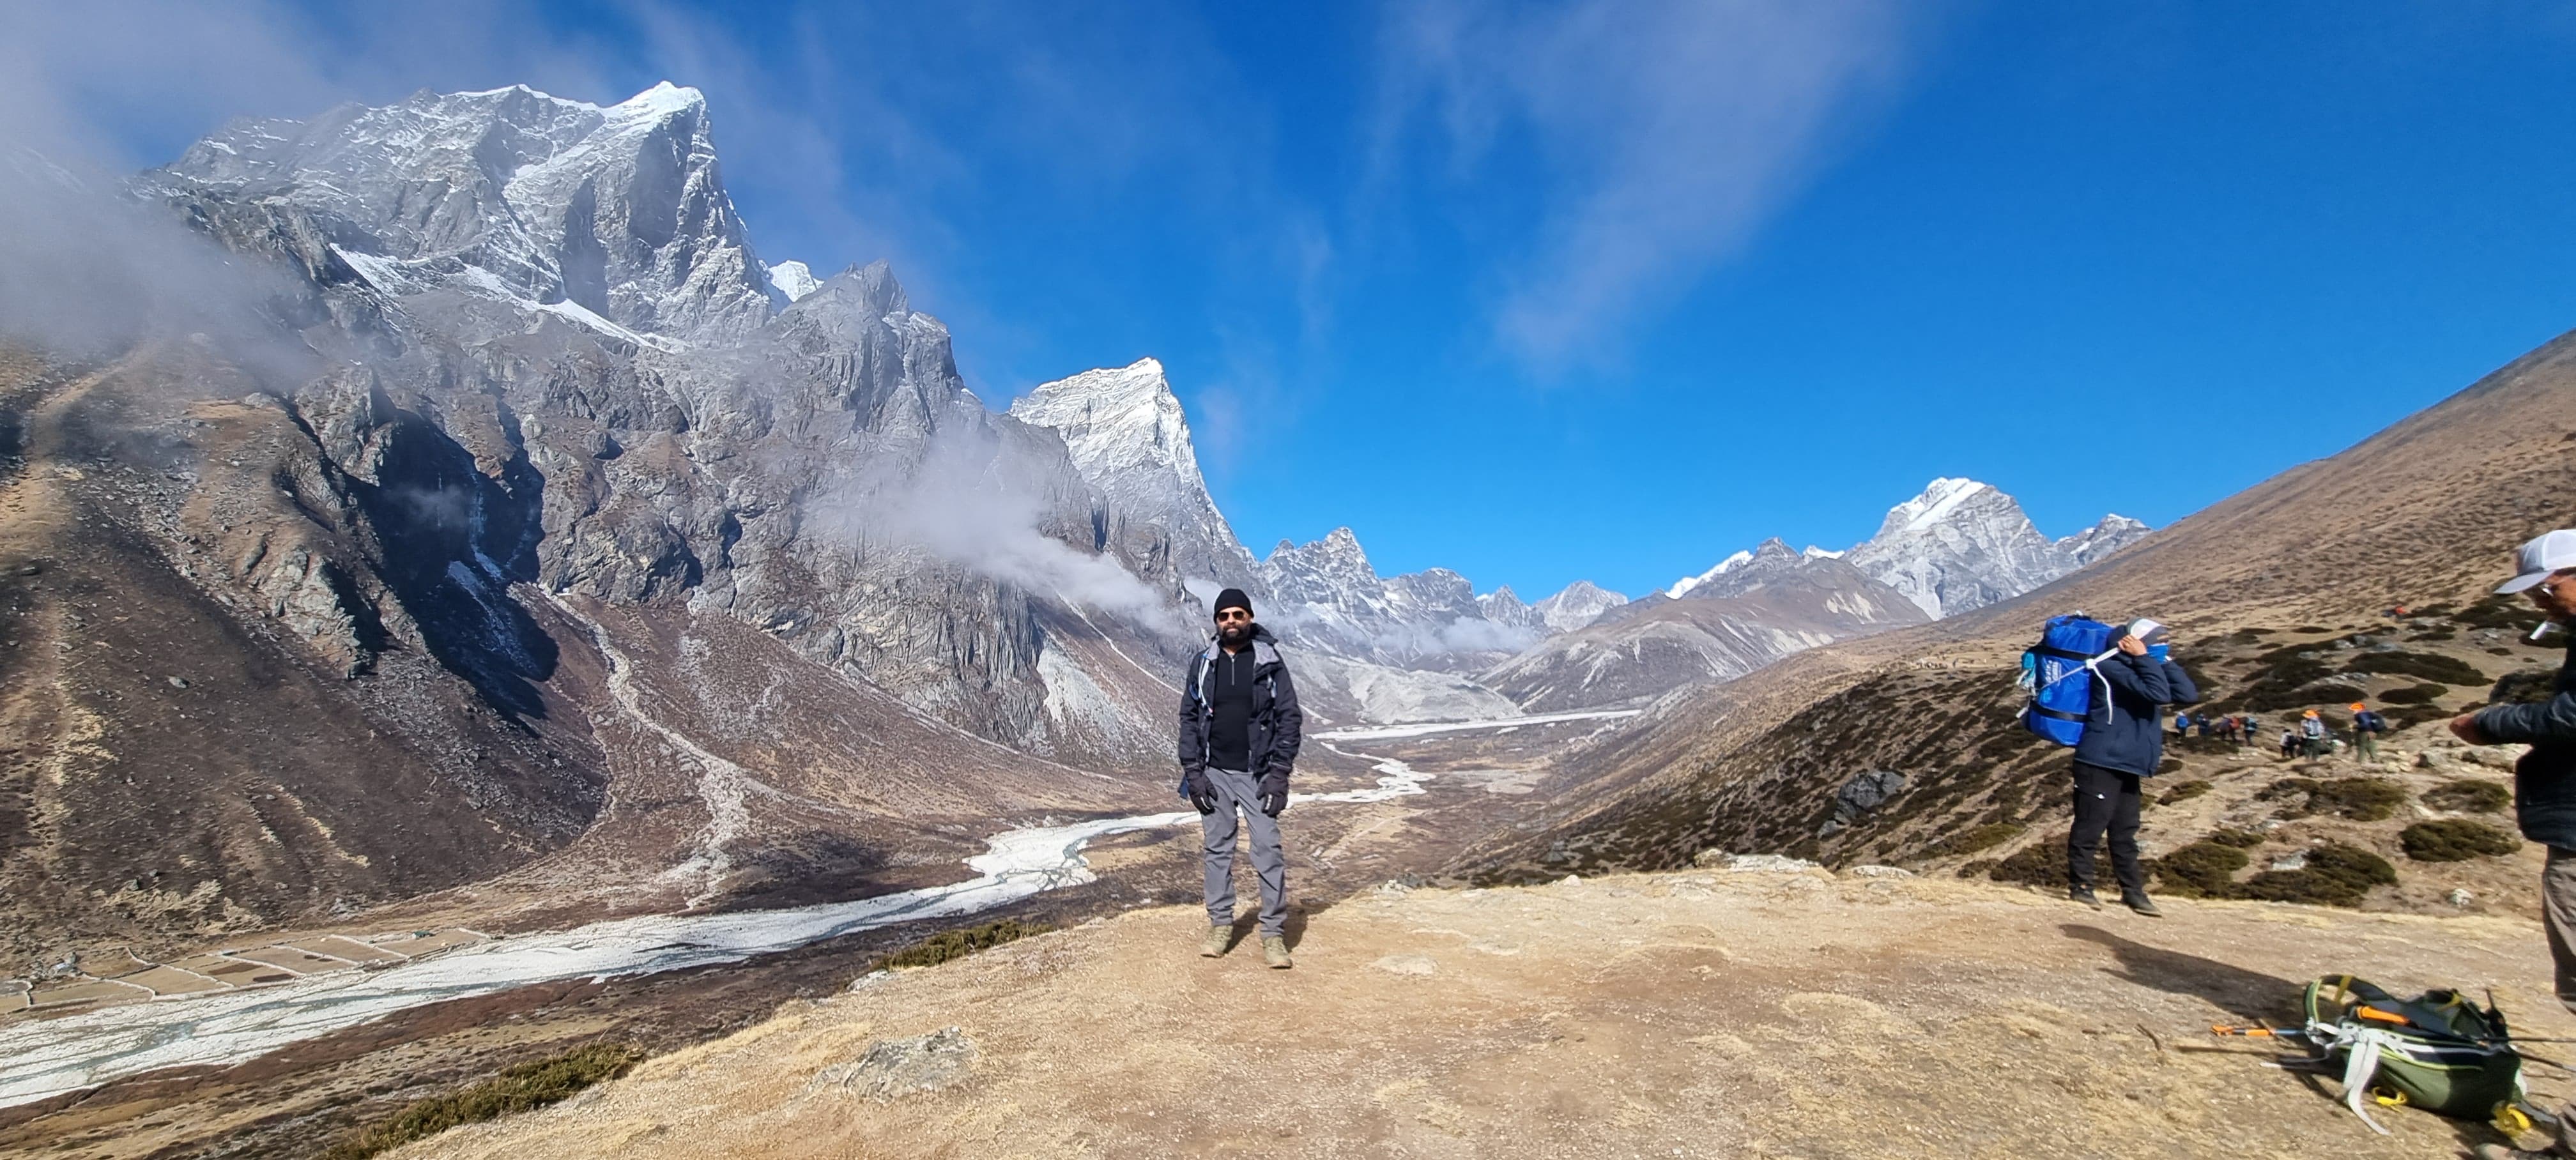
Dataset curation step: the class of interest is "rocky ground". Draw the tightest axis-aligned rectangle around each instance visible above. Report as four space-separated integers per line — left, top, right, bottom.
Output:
394 866 2576 1159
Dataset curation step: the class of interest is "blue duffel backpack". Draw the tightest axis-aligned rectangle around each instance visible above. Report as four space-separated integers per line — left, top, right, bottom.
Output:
2018 614 2120 746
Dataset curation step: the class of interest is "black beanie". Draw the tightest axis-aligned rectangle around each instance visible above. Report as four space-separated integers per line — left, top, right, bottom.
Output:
1213 588 1254 618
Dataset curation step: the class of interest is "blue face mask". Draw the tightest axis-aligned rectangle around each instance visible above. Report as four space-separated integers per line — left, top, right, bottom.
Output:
2147 642 2170 663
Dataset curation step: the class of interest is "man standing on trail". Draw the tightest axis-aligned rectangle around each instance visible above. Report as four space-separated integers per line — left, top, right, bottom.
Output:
2462 532 2576 1160
2300 710 2330 758
2349 701 2386 765
2066 621 2200 917
1177 587 1303 970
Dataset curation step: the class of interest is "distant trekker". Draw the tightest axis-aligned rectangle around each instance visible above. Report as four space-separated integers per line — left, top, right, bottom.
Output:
2350 701 2387 765
2241 714 2261 749
2066 621 2200 917
2459 532 2576 1160
2300 709 2330 758
2279 728 2299 759
1177 587 1303 969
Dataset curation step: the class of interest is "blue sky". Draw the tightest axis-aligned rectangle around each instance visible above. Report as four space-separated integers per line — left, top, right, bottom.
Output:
13 1 2576 600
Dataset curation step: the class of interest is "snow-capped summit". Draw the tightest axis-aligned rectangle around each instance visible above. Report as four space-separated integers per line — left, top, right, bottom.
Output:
1666 549 1756 599
155 80 775 345
1009 358 1258 593
1478 586 1545 632
765 260 823 303
1845 478 2149 618
1532 581 1629 633
2057 514 2152 568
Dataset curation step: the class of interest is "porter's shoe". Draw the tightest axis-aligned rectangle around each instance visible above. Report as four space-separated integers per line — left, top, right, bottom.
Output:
2123 890 2165 918
2069 886 2103 911
1201 925 1232 958
1262 935 1292 969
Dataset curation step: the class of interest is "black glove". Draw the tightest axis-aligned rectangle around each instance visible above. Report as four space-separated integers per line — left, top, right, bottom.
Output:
1182 769 1218 815
1257 772 1289 818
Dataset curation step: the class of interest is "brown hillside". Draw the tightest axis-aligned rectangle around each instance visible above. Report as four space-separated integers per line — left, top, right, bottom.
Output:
1453 326 2576 886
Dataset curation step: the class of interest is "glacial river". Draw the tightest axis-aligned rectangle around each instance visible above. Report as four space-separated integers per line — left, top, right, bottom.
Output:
0 748 1434 1109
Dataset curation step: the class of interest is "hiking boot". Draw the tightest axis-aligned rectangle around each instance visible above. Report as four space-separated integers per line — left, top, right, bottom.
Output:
2069 886 2103 910
1200 925 1232 958
1262 935 1292 969
2123 890 2164 917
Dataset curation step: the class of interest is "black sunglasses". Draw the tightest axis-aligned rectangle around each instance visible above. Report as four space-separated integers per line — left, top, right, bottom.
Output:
1215 609 1252 622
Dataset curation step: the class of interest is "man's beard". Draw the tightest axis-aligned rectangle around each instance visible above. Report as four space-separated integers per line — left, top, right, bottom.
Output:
1218 622 1251 645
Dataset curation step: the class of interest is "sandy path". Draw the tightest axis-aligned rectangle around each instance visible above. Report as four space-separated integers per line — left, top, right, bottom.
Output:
400 869 2575 1159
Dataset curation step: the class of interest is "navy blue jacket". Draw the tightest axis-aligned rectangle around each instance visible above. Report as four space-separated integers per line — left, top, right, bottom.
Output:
2071 652 2201 777
2473 642 2576 850
1177 625 1302 793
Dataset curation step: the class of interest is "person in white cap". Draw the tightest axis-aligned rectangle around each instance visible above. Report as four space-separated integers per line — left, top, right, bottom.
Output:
2464 531 2576 1159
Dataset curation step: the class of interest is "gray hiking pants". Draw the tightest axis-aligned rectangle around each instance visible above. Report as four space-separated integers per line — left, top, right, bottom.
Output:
2549 848 2576 1148
1199 767 1287 936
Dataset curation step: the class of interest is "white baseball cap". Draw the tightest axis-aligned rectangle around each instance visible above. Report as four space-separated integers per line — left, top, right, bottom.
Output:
2496 529 2576 593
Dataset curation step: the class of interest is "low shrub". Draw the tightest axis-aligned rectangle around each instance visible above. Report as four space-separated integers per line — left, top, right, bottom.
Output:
2451 594 2533 630
1924 822 2024 859
2400 819 2520 862
2343 650 2487 685
2422 779 2510 814
325 1042 645 1159
1988 841 2069 888
2377 683 2447 705
2155 780 2212 807
2234 843 2398 906
2208 828 2267 848
2491 669 2560 707
2152 841 2250 897
2257 777 2408 822
880 918 1048 969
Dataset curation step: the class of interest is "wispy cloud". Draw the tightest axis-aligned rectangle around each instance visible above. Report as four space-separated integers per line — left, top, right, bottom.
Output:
1372 0 1919 370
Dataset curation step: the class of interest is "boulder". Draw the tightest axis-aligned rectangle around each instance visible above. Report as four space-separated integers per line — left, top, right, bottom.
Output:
812 1026 976 1100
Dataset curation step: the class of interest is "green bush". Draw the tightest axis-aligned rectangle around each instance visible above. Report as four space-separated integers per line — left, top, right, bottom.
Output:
1988 841 2069 888
2422 779 2510 814
2343 651 2487 685
2235 844 2398 906
2491 669 2559 707
2209 828 2267 848
325 1042 645 1159
2257 777 2409 821
2152 841 2250 897
2451 594 2533 630
1924 822 2024 859
2400 819 2520 862
2155 780 2212 807
2377 683 2447 705
880 918 1048 969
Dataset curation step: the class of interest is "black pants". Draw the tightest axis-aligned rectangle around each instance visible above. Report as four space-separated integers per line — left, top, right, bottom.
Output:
2067 761 2144 894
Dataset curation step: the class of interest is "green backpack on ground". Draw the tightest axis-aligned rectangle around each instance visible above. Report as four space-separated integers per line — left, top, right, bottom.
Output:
2298 974 2525 1133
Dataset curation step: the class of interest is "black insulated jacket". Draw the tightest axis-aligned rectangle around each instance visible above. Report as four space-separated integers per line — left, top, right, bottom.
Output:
1177 625 1302 793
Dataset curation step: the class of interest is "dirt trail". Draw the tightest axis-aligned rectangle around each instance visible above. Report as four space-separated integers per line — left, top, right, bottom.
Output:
400 869 2574 1159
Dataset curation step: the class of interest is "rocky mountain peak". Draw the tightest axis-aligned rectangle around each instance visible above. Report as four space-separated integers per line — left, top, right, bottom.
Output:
1266 528 1380 599
1009 358 1256 591
1532 581 1628 633
2057 514 2152 567
1846 478 2150 619
156 80 774 346
1009 358 1198 489
765 260 822 303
